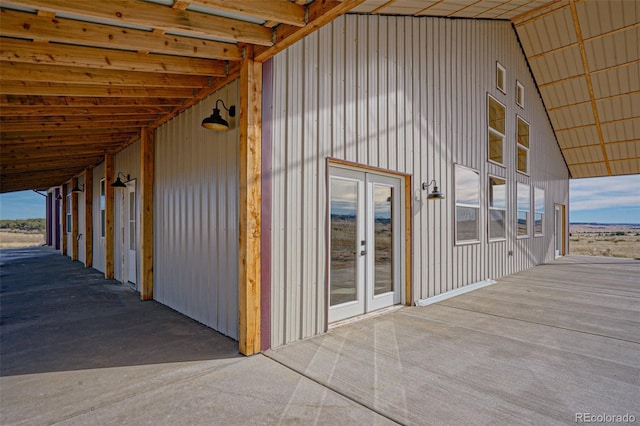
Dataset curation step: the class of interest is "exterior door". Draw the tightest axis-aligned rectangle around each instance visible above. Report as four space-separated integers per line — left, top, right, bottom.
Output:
555 204 564 257
328 166 403 323
126 181 137 285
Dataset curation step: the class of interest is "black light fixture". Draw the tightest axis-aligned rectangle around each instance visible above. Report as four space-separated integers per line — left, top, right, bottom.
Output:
422 180 445 200
71 184 84 193
201 99 236 131
111 172 130 188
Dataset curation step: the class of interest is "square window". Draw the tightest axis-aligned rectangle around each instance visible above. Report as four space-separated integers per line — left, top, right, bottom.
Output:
496 62 506 93
517 117 529 174
488 96 506 165
516 81 524 107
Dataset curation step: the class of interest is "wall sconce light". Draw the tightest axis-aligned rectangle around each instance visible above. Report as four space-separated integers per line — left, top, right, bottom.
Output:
111 172 130 188
422 180 445 200
71 184 84 193
56 194 62 200
201 99 236 131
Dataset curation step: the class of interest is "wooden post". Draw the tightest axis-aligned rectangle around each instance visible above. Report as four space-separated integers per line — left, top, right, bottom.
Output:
140 128 154 300
104 153 115 279
71 177 79 261
61 183 68 255
238 47 262 355
84 168 93 267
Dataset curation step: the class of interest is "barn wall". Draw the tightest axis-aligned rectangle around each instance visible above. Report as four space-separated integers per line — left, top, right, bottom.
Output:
267 15 569 347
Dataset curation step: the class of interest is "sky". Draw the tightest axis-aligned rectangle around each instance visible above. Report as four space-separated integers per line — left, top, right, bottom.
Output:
1 174 638 223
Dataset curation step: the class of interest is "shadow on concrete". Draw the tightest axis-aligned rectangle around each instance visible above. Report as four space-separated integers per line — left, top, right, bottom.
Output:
0 247 240 377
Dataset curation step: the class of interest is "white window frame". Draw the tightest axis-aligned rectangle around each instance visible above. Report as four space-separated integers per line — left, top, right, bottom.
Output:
488 175 507 242
66 193 72 234
496 62 506 94
516 80 524 108
517 182 530 239
488 95 506 167
100 178 106 238
534 187 544 237
516 116 530 175
455 164 481 245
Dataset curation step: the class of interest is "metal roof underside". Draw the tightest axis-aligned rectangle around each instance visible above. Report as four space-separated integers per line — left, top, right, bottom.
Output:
1 0 638 193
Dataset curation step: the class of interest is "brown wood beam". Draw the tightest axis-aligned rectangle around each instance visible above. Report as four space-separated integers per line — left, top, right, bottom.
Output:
71 177 79 261
0 120 149 133
0 8 243 61
1 128 138 139
2 0 273 46
0 38 227 76
140 128 154 301
104 154 115 279
188 0 306 27
1 95 184 107
1 106 171 117
1 114 162 125
1 155 105 173
238 47 262 356
84 168 93 268
0 81 197 99
1 147 115 162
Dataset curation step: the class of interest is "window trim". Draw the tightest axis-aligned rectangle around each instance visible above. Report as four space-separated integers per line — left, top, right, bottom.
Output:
66 193 72 234
488 174 507 242
496 62 506 94
488 94 506 167
100 178 106 239
534 187 545 237
516 115 530 176
516 182 531 239
454 164 481 246
516 80 524 108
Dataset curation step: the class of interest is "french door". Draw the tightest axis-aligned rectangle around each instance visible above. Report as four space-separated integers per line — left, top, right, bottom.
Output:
328 166 403 323
126 181 137 286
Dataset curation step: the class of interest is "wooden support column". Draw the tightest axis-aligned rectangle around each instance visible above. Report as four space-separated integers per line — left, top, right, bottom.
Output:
140 128 154 300
71 177 79 261
61 183 68 255
104 153 115 279
238 47 262 355
84 168 93 267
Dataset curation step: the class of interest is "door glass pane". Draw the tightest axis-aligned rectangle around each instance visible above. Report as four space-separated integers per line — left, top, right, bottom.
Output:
129 191 136 251
330 178 358 306
373 185 393 295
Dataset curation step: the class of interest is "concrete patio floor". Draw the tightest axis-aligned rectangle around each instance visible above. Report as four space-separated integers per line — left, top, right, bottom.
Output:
1 247 638 425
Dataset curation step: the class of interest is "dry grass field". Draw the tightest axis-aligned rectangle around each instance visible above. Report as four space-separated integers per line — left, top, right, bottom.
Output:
0 230 45 248
569 224 640 260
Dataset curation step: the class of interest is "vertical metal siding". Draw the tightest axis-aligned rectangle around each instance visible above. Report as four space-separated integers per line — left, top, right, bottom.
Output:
268 15 569 348
154 81 239 339
92 163 105 273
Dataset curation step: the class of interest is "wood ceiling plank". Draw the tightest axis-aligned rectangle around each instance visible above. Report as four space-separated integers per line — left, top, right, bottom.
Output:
188 0 306 27
255 0 366 62
3 0 274 46
0 9 243 61
0 81 196 98
0 38 227 76
1 128 139 138
1 155 105 173
1 147 116 162
0 120 150 132
1 62 211 88
1 95 184 107
1 114 161 124
1 106 170 117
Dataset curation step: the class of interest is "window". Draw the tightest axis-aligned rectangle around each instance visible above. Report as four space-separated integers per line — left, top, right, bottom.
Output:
517 117 529 174
100 178 106 238
516 81 524 107
455 165 481 244
66 193 72 234
496 62 506 93
488 96 506 165
517 182 530 238
534 187 544 237
488 176 507 240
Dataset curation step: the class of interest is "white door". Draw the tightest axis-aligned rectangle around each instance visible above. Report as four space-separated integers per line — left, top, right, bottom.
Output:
555 204 563 258
126 181 137 286
328 166 403 323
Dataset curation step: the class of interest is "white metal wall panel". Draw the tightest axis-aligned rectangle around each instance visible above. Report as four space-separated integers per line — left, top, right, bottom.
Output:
268 15 569 348
92 163 105 274
154 81 239 339
113 141 141 283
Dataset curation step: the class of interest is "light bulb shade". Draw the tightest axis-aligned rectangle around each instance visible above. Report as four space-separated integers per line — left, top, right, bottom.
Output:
427 187 445 200
71 185 83 193
110 177 127 188
201 108 229 131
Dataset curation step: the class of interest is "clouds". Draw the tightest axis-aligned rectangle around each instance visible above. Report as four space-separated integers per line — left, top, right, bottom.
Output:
570 175 640 223
0 191 46 220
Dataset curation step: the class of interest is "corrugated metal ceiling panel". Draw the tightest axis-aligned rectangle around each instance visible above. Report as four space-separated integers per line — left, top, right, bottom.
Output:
601 119 640 143
591 63 639 98
576 0 639 39
606 140 640 161
529 46 583 85
597 93 640 122
556 125 599 149
548 102 595 130
539 77 590 109
585 27 640 72
563 145 604 165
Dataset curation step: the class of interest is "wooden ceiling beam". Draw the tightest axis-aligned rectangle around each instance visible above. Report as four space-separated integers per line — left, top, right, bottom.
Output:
3 0 274 46
1 106 171 117
188 0 306 27
1 155 105 173
0 81 196 98
1 128 139 138
0 62 212 88
1 95 184 107
0 170 86 192
0 9 243 61
0 120 150 132
1 114 161 125
254 0 366 62
1 146 116 162
0 38 227 76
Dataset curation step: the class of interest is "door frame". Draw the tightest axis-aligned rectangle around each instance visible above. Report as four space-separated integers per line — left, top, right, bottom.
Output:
554 203 566 258
125 179 138 287
326 158 412 326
